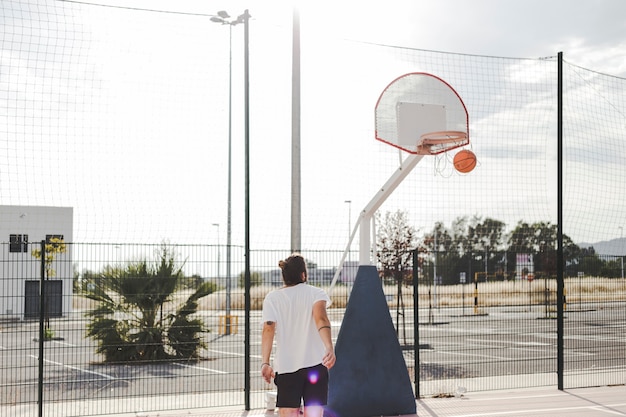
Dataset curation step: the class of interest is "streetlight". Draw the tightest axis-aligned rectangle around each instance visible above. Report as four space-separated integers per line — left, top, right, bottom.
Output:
344 200 353 293
212 223 220 281
619 226 624 279
344 200 352 242
211 10 244 337
433 227 438 308
214 10 251 408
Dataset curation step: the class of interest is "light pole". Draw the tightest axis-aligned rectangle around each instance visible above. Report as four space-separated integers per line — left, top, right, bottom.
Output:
433 227 438 308
344 200 353 292
344 200 352 242
291 7 301 253
211 11 244 337
214 10 251 408
212 223 221 282
619 226 624 279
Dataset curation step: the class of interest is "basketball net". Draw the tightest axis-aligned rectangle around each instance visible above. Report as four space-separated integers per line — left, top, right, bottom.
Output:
434 151 455 177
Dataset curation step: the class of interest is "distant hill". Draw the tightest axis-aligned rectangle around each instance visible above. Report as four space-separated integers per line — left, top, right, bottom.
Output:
578 237 626 256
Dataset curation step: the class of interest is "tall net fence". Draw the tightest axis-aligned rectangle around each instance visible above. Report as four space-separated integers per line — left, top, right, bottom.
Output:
2 1 625 250
413 250 626 395
1 0 626 415
0 243 352 415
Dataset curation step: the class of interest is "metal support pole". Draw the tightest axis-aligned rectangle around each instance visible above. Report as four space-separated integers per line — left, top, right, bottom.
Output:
412 249 420 399
242 9 251 411
226 22 233 336
474 273 479 315
37 240 46 417
291 7 301 253
210 10 241 337
556 51 564 391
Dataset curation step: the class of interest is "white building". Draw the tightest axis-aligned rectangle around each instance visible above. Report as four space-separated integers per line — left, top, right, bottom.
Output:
0 205 74 320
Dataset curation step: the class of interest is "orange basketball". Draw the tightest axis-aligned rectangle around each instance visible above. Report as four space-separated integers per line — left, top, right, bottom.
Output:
453 150 477 173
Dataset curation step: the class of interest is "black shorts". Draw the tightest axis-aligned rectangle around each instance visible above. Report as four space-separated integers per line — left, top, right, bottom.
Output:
274 363 329 408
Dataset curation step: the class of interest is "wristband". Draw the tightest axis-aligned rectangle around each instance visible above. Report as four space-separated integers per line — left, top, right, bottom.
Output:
261 363 271 368
318 325 331 331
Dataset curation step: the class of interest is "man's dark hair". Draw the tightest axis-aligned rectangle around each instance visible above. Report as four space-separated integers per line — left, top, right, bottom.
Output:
278 253 307 286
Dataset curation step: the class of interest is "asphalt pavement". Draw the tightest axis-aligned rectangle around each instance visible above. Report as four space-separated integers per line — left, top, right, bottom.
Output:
3 385 625 417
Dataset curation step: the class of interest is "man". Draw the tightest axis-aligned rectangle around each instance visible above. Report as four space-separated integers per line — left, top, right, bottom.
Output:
261 253 336 417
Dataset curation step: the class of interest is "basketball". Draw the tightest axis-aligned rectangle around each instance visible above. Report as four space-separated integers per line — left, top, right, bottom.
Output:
453 149 477 173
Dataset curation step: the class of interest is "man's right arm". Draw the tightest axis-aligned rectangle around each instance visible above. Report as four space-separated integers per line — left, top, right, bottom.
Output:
261 321 275 383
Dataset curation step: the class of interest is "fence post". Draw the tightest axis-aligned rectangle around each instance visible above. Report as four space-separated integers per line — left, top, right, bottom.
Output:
556 50 564 391
38 240 46 417
412 249 419 399
473 273 479 314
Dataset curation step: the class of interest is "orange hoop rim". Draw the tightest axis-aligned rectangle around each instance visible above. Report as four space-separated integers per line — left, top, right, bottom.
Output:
419 130 468 144
416 131 469 155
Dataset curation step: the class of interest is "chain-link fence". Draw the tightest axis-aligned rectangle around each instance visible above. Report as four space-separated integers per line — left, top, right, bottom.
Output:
1 243 624 415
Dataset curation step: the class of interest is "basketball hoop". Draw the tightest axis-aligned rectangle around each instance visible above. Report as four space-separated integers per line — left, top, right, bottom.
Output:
416 130 469 155
375 72 470 155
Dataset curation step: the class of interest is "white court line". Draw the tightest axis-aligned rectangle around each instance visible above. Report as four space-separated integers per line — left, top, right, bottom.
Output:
174 362 227 374
424 326 501 334
568 364 626 373
458 393 563 402
465 339 511 346
423 339 512 349
531 333 623 343
207 348 262 360
508 347 549 354
31 354 239 378
567 335 626 342
207 348 245 357
446 402 626 417
564 351 596 356
514 341 552 346
426 391 626 416
428 350 514 361
50 340 76 347
439 339 596 357
29 355 115 380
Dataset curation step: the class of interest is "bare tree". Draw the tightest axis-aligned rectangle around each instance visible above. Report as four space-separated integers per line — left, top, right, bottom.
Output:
376 210 417 343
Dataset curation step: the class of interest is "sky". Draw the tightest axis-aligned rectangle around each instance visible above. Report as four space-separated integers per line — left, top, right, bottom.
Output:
58 0 626 74
2 0 626 257
281 0 626 74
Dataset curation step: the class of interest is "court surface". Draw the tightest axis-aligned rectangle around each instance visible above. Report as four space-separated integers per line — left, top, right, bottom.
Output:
164 385 626 417
414 385 626 417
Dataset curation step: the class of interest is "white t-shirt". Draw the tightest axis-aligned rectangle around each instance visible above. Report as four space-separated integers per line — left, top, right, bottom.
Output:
262 283 331 374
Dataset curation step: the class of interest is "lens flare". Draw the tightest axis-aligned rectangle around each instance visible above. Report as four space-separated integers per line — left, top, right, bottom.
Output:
308 370 319 384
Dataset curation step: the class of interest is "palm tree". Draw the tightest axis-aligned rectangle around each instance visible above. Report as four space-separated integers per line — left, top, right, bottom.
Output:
85 244 215 362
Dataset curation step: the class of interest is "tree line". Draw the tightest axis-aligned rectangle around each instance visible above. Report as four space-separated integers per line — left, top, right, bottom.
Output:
377 211 622 286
